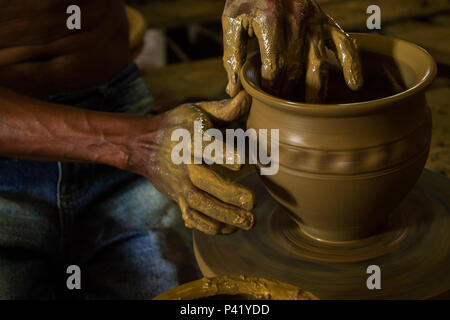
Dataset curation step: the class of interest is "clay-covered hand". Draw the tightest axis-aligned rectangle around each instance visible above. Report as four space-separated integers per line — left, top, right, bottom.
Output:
222 0 363 102
128 91 256 235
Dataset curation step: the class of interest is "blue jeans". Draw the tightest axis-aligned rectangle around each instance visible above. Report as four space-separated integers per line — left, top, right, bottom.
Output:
0 63 200 299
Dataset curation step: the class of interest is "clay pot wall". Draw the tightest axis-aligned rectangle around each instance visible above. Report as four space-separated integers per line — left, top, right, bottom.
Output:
243 34 437 242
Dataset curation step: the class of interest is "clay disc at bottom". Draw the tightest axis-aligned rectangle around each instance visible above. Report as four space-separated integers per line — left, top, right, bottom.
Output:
193 169 450 299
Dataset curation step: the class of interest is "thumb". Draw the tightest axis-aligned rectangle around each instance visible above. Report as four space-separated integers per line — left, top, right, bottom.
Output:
197 91 251 122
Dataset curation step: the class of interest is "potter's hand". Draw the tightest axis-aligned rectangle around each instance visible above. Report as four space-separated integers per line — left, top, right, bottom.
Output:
128 91 256 235
222 0 363 102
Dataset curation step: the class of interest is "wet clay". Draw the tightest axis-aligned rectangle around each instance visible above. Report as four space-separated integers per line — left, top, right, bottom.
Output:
241 33 436 242
154 275 318 300
130 91 255 236
222 0 363 102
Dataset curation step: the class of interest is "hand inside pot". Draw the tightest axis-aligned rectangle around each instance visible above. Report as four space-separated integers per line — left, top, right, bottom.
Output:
222 0 364 102
128 91 256 235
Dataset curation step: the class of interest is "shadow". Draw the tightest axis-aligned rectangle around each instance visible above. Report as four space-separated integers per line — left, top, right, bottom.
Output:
259 175 297 207
245 38 411 104
326 48 408 104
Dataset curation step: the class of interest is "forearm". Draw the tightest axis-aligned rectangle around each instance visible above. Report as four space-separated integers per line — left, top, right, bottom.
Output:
0 86 158 171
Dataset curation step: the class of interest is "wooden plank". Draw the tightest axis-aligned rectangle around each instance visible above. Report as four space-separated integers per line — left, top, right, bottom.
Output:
131 0 224 29
425 84 450 177
131 0 450 30
431 13 450 26
322 0 450 31
142 57 227 108
383 21 450 66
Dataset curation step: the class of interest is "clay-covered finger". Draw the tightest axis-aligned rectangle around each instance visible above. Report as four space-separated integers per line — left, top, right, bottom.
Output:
223 15 248 97
187 165 255 210
280 0 308 98
305 29 329 103
201 137 243 171
197 90 251 122
200 130 245 171
179 197 221 235
324 21 363 91
185 188 255 230
252 13 285 95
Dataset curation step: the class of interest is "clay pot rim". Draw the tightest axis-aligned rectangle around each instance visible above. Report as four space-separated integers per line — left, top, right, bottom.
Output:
240 33 437 117
153 275 319 300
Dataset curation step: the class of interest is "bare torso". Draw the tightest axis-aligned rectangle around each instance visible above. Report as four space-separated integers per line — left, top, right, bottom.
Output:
0 0 131 98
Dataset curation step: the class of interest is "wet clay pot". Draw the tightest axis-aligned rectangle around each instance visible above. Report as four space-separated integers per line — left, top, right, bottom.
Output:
242 33 437 242
153 276 318 300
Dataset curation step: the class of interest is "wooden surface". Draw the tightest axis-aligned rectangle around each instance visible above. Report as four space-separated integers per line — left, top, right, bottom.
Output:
143 58 227 108
130 0 224 29
322 0 450 31
384 18 450 66
130 0 450 30
426 75 450 176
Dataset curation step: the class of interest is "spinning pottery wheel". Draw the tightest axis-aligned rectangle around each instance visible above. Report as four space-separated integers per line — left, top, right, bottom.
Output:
194 34 450 299
194 169 450 299
154 275 318 300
